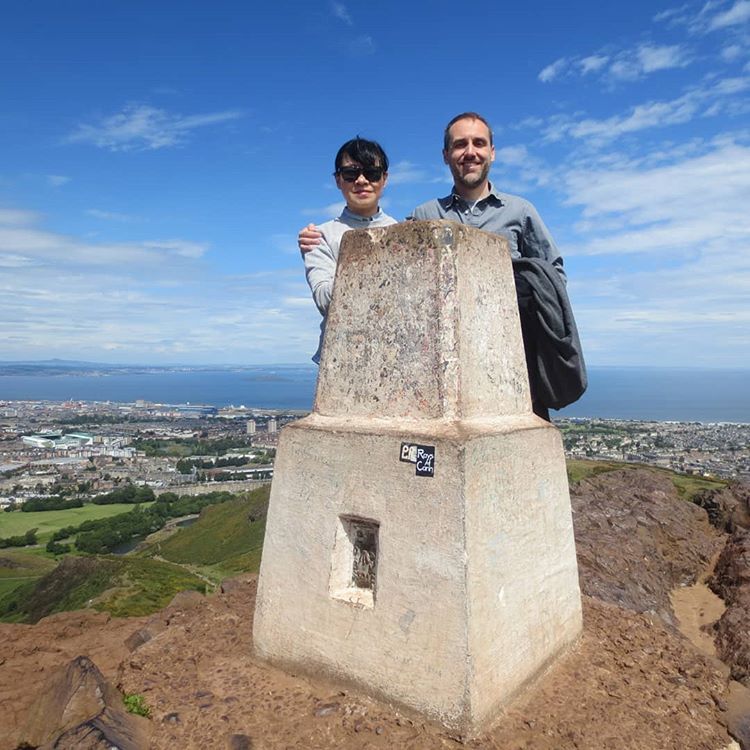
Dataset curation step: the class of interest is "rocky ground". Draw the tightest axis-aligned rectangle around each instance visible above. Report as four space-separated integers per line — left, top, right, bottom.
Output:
1 468 750 750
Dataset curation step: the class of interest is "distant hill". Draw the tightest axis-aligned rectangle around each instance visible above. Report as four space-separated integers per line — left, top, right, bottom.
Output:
0 359 314 375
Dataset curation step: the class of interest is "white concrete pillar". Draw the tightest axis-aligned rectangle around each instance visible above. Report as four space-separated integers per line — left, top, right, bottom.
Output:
254 221 581 734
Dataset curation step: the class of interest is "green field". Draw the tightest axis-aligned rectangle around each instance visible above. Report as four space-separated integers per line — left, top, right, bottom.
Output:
0 502 154 543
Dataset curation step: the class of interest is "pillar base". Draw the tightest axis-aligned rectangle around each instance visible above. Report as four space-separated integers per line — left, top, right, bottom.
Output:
254 413 582 734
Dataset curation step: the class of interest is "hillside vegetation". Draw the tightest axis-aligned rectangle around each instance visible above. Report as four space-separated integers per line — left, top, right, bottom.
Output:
0 485 271 622
144 484 269 579
0 555 205 624
0 549 57 599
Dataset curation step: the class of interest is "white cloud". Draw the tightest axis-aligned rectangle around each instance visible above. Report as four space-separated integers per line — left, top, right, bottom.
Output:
0 208 320 364
721 43 744 60
67 104 243 152
542 76 749 142
331 1 353 25
653 5 692 24
0 211 209 268
658 0 750 34
0 208 39 226
578 55 609 75
301 201 345 219
636 44 689 73
494 145 529 166
142 239 208 259
538 57 568 83
540 43 690 87
547 134 750 366
608 44 690 81
709 0 750 29
562 140 750 254
387 160 429 185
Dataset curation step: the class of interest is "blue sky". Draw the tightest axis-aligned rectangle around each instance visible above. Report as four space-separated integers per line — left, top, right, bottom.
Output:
1 0 749 367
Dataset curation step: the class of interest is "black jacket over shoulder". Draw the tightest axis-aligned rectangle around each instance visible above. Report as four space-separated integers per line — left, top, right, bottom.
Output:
513 257 587 412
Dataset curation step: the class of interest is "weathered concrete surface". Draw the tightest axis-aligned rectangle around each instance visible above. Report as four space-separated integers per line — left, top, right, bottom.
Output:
254 221 582 734
315 221 531 419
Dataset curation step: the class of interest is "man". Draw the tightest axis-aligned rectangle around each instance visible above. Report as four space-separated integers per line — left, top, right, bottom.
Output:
408 112 563 278
302 137 396 362
408 112 585 419
299 114 585 416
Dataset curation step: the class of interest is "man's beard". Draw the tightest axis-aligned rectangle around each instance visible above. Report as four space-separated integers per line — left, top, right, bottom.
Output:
453 161 490 190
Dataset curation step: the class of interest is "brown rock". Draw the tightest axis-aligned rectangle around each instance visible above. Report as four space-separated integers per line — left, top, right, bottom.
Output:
694 481 750 533
18 655 150 750
124 627 154 652
571 468 723 626
711 529 750 685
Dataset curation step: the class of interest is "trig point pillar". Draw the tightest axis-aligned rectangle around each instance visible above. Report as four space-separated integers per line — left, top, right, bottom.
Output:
254 221 582 734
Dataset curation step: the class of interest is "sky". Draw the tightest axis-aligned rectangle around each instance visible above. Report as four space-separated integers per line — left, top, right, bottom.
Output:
1 0 749 368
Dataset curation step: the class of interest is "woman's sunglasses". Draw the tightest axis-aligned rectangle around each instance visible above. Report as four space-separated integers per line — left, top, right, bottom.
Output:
335 166 385 183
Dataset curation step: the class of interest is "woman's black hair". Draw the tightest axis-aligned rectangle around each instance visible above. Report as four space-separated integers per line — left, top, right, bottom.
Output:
334 136 389 173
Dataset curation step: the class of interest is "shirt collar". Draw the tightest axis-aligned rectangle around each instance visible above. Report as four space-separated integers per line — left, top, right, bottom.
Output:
342 206 385 223
440 182 505 209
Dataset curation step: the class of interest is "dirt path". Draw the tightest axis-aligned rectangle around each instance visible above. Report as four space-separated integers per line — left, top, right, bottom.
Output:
671 550 727 659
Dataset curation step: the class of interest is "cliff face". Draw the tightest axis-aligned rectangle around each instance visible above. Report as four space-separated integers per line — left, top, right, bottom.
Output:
571 468 725 625
1 468 749 750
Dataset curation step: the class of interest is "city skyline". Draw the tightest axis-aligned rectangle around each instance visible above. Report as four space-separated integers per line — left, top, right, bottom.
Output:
1 0 749 367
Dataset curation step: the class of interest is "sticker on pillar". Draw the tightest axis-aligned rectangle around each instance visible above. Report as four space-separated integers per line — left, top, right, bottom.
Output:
400 443 435 477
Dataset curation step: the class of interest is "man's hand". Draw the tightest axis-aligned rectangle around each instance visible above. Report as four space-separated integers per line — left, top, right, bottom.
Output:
298 224 322 253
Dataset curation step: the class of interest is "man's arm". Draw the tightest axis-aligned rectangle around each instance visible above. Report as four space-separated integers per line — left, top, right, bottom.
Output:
303 233 337 315
299 223 322 253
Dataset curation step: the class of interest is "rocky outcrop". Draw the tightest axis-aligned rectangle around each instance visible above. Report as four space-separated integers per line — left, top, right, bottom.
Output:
711 529 750 687
695 481 750 533
571 468 724 625
19 655 150 749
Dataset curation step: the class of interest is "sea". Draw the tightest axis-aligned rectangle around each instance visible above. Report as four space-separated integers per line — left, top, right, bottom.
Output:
0 365 748 424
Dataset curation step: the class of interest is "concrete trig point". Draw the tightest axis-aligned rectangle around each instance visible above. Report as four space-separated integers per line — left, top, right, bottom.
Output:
254 221 582 734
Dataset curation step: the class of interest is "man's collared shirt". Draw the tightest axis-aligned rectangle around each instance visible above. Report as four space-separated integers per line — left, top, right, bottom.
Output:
408 184 564 279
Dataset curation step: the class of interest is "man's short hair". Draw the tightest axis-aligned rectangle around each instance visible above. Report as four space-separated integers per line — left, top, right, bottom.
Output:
443 112 494 151
334 137 389 173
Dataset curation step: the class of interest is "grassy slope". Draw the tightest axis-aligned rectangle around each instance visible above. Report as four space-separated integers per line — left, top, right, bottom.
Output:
0 548 59 598
0 555 205 624
0 502 154 543
147 485 269 579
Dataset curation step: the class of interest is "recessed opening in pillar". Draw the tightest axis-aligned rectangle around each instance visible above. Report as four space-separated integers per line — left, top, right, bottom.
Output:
330 515 379 608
